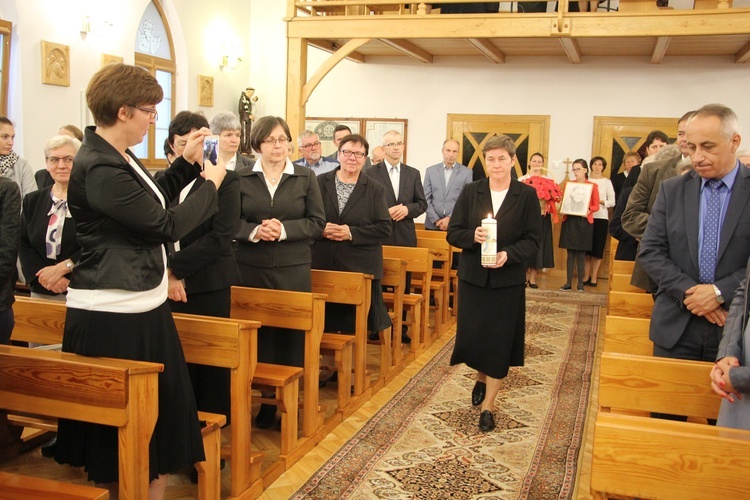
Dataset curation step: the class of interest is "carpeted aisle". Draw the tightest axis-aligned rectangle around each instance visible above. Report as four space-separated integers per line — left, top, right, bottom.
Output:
293 290 605 499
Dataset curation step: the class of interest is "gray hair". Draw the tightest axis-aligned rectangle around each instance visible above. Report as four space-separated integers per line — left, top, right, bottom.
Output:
209 111 241 135
654 144 682 162
297 129 317 147
44 134 82 157
381 129 402 146
689 103 741 139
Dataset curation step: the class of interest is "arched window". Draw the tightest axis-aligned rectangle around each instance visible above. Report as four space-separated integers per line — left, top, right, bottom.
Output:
0 20 12 116
132 1 175 169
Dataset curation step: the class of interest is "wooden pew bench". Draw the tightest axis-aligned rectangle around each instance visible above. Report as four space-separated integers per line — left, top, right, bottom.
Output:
230 286 326 459
607 290 653 319
0 470 110 499
312 269 371 402
0 345 162 499
10 297 228 500
416 237 451 335
603 315 652 355
415 229 460 318
590 352 747 499
609 273 643 293
378 258 406 371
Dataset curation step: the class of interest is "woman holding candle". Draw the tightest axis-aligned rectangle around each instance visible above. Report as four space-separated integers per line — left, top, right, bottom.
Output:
447 134 542 432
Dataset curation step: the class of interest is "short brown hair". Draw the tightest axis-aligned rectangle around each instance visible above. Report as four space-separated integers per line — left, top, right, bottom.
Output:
339 134 369 156
86 64 163 127
482 134 516 158
250 116 291 152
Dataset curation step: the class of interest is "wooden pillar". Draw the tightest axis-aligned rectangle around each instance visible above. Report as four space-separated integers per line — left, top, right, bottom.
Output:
286 37 308 143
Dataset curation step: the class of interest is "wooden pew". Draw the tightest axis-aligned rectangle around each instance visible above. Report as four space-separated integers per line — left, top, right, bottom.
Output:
603 315 652 356
10 297 229 500
590 352 749 499
416 237 451 334
230 287 326 442
0 345 162 500
311 269 370 401
416 229 459 319
609 273 642 293
171 313 263 500
0 471 109 499
379 258 406 369
382 246 433 353
607 290 653 319
610 259 635 276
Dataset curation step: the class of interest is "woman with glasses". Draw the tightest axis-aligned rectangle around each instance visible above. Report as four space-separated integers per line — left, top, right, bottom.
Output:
19 135 81 300
312 134 392 383
235 115 325 429
210 111 255 172
54 64 227 499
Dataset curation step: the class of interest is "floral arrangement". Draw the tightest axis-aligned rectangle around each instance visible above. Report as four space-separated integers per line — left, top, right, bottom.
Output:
522 175 563 223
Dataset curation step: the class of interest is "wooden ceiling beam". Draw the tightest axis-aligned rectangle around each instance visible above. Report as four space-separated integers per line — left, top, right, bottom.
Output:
559 37 581 64
651 36 670 64
466 38 505 63
308 39 366 63
378 38 433 63
735 40 750 63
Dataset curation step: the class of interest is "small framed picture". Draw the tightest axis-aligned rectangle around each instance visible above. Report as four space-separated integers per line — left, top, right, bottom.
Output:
41 40 70 87
198 75 214 107
560 181 593 217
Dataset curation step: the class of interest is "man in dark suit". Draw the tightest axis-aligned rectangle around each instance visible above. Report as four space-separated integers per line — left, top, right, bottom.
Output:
638 104 750 365
364 129 427 342
622 112 694 291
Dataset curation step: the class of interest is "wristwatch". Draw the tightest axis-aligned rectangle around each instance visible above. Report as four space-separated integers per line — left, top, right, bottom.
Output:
65 260 74 271
712 284 725 305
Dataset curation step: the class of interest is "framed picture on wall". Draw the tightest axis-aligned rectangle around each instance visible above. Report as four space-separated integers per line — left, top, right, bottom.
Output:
560 181 593 218
41 40 70 87
305 118 360 158
198 75 213 107
364 119 408 163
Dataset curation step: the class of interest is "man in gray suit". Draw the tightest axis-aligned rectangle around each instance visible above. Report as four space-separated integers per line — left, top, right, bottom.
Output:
423 139 473 231
622 111 694 292
638 104 750 364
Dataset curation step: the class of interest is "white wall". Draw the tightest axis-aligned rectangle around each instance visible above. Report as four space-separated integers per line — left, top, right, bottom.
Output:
2 0 750 183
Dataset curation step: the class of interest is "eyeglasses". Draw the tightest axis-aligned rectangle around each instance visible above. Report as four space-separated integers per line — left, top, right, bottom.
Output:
47 156 75 166
340 150 365 159
130 105 158 121
300 141 321 149
385 141 404 148
261 137 290 146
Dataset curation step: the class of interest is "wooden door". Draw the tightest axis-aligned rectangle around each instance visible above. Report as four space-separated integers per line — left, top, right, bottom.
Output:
447 114 550 180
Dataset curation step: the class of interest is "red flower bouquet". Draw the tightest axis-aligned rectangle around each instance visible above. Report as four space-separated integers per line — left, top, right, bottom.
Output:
522 175 563 223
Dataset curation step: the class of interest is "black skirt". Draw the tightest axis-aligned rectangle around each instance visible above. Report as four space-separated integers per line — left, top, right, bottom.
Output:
529 213 555 269
587 218 609 259
559 215 593 251
450 280 525 379
55 302 205 483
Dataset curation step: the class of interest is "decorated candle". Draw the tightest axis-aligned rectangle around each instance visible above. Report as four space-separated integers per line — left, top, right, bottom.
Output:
481 215 497 266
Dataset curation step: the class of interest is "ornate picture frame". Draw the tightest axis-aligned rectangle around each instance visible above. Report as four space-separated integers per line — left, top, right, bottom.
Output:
560 181 593 218
41 40 70 87
304 117 409 162
198 75 214 107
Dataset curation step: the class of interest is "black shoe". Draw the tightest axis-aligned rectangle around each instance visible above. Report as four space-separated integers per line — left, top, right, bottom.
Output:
319 371 337 388
587 281 597 287
40 436 57 458
577 284 585 292
478 410 496 432
528 283 539 289
255 404 276 429
401 333 412 344
471 381 486 406
559 284 572 291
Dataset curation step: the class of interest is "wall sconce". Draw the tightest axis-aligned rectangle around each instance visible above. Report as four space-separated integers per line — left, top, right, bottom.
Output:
80 16 91 38
220 54 242 70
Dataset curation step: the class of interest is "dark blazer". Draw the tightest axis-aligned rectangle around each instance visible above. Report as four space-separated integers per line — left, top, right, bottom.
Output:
608 186 638 261
311 168 391 279
68 127 219 292
0 177 20 312
364 161 427 247
622 155 681 291
168 172 241 294
19 187 81 295
234 162 325 269
638 164 750 350
447 178 541 288
34 169 54 190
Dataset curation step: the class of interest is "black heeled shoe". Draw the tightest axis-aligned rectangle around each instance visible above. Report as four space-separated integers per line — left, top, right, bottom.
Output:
471 381 486 407
478 410 496 432
319 371 337 388
255 404 277 429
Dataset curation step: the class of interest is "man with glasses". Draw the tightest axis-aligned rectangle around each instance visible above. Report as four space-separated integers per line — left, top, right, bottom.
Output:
364 129 427 344
294 130 338 176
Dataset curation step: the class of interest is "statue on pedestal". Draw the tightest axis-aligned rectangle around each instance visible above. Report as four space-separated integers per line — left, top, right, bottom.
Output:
238 87 258 155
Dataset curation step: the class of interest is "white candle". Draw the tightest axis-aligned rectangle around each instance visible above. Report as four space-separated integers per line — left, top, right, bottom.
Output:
481 214 497 266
